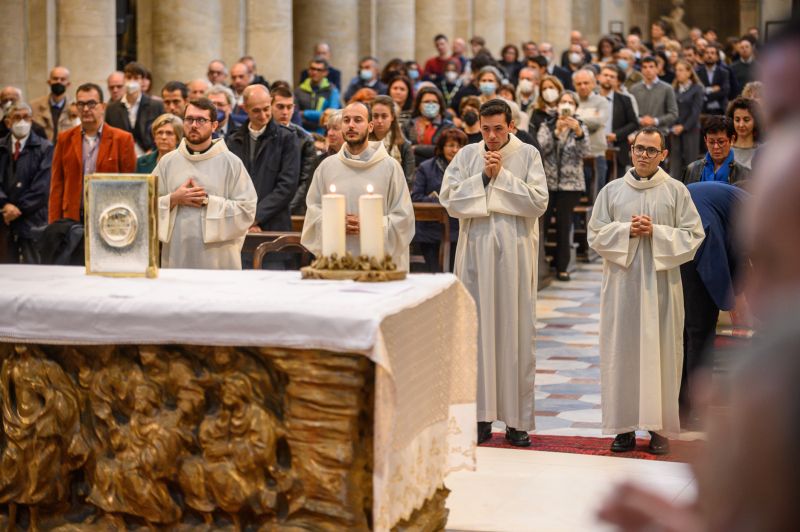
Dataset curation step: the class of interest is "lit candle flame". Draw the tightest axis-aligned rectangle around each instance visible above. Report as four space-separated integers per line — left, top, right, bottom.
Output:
329 184 336 193
366 184 374 194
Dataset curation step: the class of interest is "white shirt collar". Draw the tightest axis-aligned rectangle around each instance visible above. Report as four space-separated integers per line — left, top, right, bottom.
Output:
11 133 29 152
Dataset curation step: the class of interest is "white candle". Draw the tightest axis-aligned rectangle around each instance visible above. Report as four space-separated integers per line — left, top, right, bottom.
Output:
359 184 384 259
322 184 346 257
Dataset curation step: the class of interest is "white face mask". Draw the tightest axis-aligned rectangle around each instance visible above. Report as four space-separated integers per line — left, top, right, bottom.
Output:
125 80 141 94
518 79 534 94
11 120 31 139
542 88 559 103
569 52 583 65
445 71 459 83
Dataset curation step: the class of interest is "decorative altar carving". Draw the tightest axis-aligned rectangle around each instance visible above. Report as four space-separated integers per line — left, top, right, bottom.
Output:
0 343 446 531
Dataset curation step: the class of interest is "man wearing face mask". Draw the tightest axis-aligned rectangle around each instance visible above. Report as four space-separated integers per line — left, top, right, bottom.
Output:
343 57 387 103
0 102 53 263
0 87 47 140
104 62 165 156
515 68 540 113
616 48 644 91
423 34 462 83
207 84 243 140
30 66 74 144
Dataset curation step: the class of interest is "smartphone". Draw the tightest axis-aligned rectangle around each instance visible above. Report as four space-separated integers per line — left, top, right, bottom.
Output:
560 107 572 118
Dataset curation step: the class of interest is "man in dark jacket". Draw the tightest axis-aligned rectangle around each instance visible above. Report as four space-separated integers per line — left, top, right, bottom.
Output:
696 45 730 115
598 65 638 178
104 62 165 154
682 116 750 185
0 102 53 263
226 85 299 233
270 86 318 216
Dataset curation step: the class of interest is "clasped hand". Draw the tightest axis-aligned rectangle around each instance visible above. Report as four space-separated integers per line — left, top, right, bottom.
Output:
630 214 653 237
170 178 207 208
484 151 502 180
345 214 360 235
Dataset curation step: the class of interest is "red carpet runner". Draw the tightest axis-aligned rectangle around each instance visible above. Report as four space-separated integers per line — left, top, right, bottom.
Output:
480 434 705 463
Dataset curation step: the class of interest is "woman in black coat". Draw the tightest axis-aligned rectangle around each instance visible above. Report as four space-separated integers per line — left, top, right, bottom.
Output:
669 60 705 178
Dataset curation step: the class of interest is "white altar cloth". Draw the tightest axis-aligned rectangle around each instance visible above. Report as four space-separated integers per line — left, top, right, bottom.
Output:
0 265 478 530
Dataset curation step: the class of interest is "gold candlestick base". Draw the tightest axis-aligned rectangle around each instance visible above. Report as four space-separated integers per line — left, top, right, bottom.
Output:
301 252 407 282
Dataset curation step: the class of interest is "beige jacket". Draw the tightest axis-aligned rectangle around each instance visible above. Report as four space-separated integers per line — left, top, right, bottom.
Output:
30 94 75 142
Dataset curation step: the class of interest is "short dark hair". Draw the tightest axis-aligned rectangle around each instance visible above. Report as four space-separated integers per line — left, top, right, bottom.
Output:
162 81 188 99
76 82 104 103
726 96 761 142
434 34 448 42
185 98 218 122
600 63 622 80
123 61 147 78
309 57 329 69
434 127 468 157
682 43 698 53
632 126 666 150
531 55 548 68
479 98 512 125
270 85 294 100
703 115 735 139
640 55 658 66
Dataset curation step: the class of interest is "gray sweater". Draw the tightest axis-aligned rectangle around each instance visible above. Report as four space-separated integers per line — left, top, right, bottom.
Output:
629 80 678 133
576 92 610 157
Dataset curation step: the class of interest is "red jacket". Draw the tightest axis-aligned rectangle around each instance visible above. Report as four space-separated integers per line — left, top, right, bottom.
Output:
48 123 136 223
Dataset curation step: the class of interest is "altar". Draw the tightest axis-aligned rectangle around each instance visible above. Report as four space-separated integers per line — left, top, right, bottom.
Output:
0 266 477 531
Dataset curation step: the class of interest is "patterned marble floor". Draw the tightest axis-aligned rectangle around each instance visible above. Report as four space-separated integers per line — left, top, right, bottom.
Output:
533 262 605 437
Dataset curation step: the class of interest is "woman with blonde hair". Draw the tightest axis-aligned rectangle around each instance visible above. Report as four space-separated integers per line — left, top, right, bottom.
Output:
370 95 415 185
136 113 183 173
529 75 565 138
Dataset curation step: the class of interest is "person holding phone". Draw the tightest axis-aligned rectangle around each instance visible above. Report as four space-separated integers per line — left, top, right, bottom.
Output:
537 91 590 280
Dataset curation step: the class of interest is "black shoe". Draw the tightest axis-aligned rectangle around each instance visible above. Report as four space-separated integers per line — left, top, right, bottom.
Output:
504 427 531 447
648 432 670 455
477 421 493 444
610 431 636 452
557 271 571 281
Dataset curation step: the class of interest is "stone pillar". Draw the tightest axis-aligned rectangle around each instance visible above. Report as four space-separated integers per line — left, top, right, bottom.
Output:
25 0 58 101
416 0 457 67
246 0 292 83
150 0 222 93
628 0 649 39
530 0 544 42
375 0 415 64
0 0 27 96
572 0 602 46
761 0 792 34
454 0 473 40
222 0 245 70
505 0 531 48
542 0 572 56
56 0 116 94
473 0 505 54
358 0 377 61
293 0 359 89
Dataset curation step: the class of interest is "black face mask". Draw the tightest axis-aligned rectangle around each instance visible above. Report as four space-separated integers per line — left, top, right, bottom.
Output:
50 82 67 96
463 111 478 126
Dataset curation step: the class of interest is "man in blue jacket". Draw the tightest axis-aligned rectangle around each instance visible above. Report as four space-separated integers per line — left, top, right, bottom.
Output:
0 102 53 263
295 58 341 135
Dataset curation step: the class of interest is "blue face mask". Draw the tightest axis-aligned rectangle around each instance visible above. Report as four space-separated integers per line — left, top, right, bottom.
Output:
216 109 226 122
421 102 440 119
479 82 497 95
360 68 373 81
408 69 420 80
617 59 629 71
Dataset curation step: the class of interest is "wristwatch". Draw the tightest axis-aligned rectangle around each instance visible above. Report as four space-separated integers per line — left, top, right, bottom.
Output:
201 195 209 206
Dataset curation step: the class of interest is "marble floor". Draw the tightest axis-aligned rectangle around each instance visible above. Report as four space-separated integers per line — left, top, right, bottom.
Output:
445 261 699 531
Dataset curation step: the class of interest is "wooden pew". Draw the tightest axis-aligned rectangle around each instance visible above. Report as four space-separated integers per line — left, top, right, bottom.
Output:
412 203 451 273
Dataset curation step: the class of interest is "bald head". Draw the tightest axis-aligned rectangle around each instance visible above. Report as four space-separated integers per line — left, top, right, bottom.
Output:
1 86 22 104
243 84 271 129
47 66 70 98
187 79 210 100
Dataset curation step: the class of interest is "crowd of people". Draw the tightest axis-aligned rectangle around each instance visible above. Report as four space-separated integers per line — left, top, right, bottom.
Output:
0 23 766 273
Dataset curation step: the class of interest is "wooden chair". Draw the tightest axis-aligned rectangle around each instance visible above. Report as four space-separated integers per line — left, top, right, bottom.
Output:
291 215 305 233
252 233 313 270
605 147 620 183
412 203 452 272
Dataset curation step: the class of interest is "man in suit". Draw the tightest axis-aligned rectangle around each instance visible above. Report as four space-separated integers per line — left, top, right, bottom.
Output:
696 45 730 115
104 62 164 156
30 66 75 144
598 65 638 179
537 43 573 90
49 83 136 223
0 102 53 263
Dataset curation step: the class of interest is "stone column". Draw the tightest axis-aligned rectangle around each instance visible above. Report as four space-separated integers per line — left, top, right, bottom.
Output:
375 0 415 64
24 0 58 101
56 0 115 93
473 0 505 54
150 0 222 93
358 0 377 61
222 0 245 70
416 0 457 66
572 0 602 46
628 0 649 40
542 0 572 57
454 0 473 40
0 0 27 96
601 0 630 37
505 0 531 48
293 0 359 89
246 0 292 83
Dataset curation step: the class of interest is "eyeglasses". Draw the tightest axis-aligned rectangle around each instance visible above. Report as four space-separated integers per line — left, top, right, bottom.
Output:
706 138 730 147
75 101 99 110
632 145 663 157
184 117 212 126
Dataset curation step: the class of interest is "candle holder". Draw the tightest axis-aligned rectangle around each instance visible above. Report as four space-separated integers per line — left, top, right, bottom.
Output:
301 252 407 282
